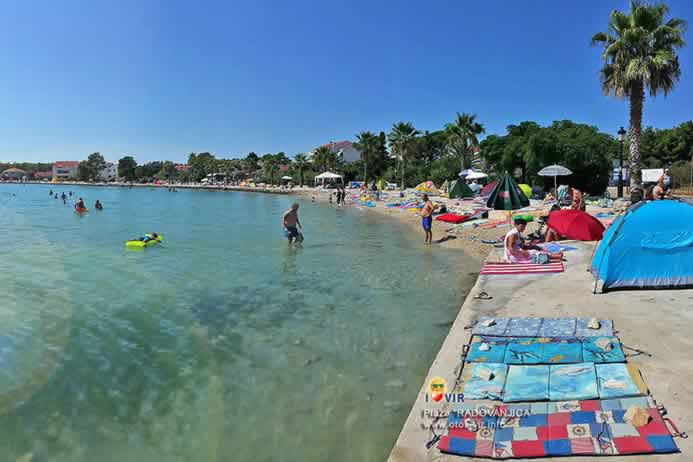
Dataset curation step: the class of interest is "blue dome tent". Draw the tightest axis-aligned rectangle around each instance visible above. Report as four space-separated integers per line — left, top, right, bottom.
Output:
591 200 693 292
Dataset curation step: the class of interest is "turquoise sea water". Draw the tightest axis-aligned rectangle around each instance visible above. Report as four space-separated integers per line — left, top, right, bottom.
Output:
0 184 473 462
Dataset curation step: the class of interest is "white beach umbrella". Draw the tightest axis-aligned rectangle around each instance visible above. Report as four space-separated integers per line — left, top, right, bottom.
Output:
538 164 573 192
464 171 488 180
281 176 293 180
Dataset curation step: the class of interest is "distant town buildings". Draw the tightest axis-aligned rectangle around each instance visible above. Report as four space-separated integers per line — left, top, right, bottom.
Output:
34 171 53 180
52 161 79 180
1 167 26 180
175 164 190 173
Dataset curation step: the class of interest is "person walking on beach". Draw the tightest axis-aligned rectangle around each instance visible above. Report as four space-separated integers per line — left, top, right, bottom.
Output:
420 194 435 244
283 203 303 245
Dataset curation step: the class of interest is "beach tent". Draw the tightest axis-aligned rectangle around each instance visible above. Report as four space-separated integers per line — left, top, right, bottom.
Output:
415 181 440 196
480 180 497 198
440 180 449 193
518 183 532 199
448 179 474 199
486 173 529 210
376 178 388 190
591 200 693 292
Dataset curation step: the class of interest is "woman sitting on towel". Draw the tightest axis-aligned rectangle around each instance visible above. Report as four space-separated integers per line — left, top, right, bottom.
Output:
504 218 562 264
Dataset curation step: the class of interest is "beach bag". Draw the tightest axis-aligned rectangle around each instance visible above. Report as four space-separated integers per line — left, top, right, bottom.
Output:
531 252 550 265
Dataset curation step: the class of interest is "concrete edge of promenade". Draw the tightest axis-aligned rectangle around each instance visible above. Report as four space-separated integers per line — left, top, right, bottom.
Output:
388 242 693 462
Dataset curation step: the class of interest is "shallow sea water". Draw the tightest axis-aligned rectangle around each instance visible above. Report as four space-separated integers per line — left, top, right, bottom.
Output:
0 184 473 461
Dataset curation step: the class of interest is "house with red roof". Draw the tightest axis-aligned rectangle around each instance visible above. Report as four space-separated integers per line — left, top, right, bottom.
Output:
52 161 79 180
310 140 362 164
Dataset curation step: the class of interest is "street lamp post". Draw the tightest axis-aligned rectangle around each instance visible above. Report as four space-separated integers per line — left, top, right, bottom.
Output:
617 126 626 198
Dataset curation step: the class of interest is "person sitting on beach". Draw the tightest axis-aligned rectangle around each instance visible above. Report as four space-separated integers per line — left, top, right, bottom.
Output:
95 200 103 210
420 194 435 245
504 218 562 263
282 203 303 245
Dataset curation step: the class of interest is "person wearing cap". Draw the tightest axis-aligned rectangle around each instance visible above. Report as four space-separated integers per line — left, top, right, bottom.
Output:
504 217 562 263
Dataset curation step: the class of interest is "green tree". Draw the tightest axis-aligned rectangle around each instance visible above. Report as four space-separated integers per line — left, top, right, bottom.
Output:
444 113 485 170
592 0 687 200
388 122 420 190
312 146 338 173
118 156 137 181
242 152 260 178
353 131 380 183
292 153 310 186
77 152 107 181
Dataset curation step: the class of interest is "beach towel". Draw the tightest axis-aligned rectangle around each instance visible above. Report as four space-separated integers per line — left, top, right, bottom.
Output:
435 213 471 224
438 396 680 458
471 317 614 338
480 262 564 275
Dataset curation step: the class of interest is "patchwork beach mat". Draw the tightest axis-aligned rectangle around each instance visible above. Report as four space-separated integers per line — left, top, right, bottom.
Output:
471 317 614 338
480 262 564 275
465 336 625 365
437 397 681 458
460 362 647 402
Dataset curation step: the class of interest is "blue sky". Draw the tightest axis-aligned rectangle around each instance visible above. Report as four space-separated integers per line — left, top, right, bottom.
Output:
1 0 691 163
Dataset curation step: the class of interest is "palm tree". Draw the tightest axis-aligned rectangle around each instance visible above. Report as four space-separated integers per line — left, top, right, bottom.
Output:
388 122 420 190
444 113 485 171
592 1 686 200
353 131 379 184
293 153 309 186
312 146 336 173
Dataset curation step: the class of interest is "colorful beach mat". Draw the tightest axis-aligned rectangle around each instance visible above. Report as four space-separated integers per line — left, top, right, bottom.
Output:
465 336 625 365
460 362 647 402
437 397 681 458
471 317 614 338
480 262 564 275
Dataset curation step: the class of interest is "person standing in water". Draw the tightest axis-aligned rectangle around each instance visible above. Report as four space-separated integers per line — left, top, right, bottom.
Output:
282 203 303 245
420 194 435 244
95 200 103 210
75 197 86 211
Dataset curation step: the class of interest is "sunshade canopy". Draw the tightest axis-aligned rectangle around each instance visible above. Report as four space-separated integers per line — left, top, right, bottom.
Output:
538 165 573 177
547 210 605 241
314 171 342 179
486 173 529 210
465 171 488 180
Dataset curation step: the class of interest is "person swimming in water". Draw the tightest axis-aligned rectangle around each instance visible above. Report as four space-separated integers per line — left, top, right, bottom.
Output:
95 200 103 210
75 198 86 211
61 192 67 201
141 233 159 242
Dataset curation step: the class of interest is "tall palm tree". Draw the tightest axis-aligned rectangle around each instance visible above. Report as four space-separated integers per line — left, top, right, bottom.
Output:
353 131 379 184
293 153 309 186
388 122 420 190
312 146 335 173
444 113 485 171
592 1 686 200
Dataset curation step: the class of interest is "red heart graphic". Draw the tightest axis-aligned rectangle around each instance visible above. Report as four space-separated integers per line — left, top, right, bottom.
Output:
432 393 443 402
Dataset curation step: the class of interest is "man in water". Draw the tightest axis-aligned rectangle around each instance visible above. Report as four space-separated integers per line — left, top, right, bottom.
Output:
420 194 435 244
282 203 303 244
61 192 67 201
95 200 103 210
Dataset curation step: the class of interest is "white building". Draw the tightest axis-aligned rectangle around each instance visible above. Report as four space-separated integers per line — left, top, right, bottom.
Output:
310 140 362 164
98 162 118 182
52 161 79 180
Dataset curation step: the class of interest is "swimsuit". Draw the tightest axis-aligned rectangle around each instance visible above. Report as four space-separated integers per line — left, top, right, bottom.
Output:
286 226 299 239
421 216 432 231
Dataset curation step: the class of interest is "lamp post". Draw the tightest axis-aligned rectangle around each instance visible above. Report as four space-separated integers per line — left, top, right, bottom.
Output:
617 126 626 198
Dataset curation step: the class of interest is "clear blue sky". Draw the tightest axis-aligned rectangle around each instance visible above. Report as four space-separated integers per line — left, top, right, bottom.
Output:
1 0 691 163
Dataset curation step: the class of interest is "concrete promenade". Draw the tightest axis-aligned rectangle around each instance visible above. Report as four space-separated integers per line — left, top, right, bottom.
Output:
389 241 693 462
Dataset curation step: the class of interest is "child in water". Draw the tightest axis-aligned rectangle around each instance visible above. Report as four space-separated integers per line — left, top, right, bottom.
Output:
95 200 103 210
